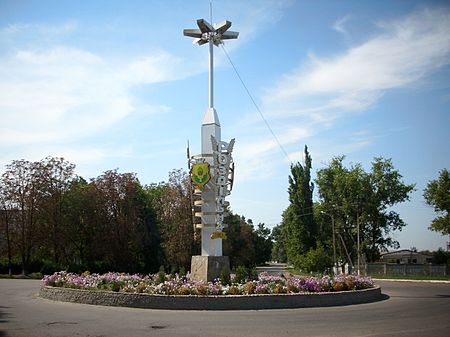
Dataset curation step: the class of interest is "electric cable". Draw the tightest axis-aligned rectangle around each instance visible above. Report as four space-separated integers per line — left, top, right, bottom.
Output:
221 44 292 164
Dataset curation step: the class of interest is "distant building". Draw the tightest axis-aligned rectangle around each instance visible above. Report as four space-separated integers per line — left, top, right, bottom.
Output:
379 249 433 264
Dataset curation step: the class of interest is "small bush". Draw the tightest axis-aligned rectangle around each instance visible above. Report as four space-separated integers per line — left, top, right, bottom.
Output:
40 260 60 276
111 281 123 292
28 272 43 279
295 243 332 273
226 285 241 295
0 258 22 275
233 266 256 284
67 263 89 274
220 268 231 285
156 265 166 284
243 281 255 294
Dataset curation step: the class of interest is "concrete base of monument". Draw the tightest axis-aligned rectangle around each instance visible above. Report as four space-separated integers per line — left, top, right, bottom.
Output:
39 285 382 310
190 255 230 282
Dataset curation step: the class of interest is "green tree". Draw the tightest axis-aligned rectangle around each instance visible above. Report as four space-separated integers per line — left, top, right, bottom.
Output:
432 248 450 267
89 169 157 272
281 145 315 265
60 177 94 270
252 223 273 265
0 182 14 276
0 160 41 274
365 157 415 261
34 156 76 265
223 212 256 268
316 156 414 266
270 224 287 263
312 203 334 250
148 169 195 272
423 169 450 235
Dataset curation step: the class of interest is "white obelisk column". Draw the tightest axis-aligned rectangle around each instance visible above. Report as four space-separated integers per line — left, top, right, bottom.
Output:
201 37 222 256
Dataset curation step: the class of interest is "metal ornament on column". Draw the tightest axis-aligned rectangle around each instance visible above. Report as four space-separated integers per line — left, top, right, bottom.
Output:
184 19 238 258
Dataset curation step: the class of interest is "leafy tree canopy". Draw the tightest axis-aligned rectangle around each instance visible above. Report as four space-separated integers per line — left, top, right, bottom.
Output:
315 156 415 263
282 145 315 265
424 169 450 235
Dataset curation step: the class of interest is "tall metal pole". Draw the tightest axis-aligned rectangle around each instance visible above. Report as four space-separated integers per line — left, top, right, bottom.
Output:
208 37 214 109
357 215 360 275
321 211 338 275
332 215 338 274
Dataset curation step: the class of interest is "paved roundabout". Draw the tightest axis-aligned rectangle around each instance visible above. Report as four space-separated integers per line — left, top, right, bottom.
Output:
1 278 449 337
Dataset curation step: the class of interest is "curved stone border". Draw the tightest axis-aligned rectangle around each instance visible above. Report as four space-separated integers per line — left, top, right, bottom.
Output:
40 285 382 310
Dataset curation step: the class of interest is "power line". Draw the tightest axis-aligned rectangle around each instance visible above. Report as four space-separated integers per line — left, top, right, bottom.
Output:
220 44 292 164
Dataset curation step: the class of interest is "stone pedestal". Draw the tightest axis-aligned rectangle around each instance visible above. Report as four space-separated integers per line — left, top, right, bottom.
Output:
190 255 230 282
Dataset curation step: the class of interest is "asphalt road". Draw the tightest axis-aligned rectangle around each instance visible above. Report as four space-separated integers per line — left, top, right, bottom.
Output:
1 278 449 337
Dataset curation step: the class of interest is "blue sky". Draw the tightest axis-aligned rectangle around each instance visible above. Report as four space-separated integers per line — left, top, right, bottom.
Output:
1 0 449 251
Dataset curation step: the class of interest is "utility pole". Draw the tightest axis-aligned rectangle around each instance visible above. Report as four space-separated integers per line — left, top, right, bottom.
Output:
357 214 360 275
321 211 338 274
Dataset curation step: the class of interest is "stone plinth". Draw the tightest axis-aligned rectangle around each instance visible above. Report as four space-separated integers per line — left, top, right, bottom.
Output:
190 255 230 282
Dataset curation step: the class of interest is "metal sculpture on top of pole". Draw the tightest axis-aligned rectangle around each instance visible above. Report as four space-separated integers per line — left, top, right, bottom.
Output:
184 19 239 111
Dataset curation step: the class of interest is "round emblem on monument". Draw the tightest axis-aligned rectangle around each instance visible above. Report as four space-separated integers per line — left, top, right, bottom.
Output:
191 162 211 189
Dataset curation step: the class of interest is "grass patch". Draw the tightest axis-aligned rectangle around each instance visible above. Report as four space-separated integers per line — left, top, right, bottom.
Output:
288 267 327 278
288 268 450 282
370 274 450 281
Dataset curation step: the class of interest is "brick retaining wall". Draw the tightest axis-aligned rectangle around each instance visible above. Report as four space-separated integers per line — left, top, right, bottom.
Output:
40 285 382 310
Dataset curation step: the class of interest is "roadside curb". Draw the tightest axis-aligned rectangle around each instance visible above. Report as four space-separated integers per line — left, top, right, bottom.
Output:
373 278 450 284
39 285 382 310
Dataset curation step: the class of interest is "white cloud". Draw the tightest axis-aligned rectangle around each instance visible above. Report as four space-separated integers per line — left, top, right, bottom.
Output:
332 15 351 36
0 36 190 160
234 7 450 182
0 46 132 146
1 20 78 37
117 50 186 85
234 126 311 180
230 0 290 45
207 0 293 66
0 5 292 170
238 126 310 158
265 7 450 121
0 12 225 173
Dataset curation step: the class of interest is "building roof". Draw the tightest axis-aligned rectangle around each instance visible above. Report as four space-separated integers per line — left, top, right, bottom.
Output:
380 249 432 258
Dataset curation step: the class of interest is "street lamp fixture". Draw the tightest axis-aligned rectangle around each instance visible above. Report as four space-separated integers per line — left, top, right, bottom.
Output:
183 19 239 110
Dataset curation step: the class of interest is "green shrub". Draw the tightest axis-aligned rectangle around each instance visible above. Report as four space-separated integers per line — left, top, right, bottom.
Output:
67 263 89 274
295 243 332 273
220 268 231 285
28 272 43 279
233 266 257 284
0 258 22 275
89 261 114 274
156 265 166 284
40 260 60 276
233 266 247 284
111 281 123 292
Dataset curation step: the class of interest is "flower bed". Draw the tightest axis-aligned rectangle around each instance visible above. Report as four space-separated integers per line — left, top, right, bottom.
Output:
42 271 374 296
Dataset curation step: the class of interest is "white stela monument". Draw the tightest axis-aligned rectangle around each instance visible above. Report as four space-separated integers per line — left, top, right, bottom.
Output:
183 18 238 281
